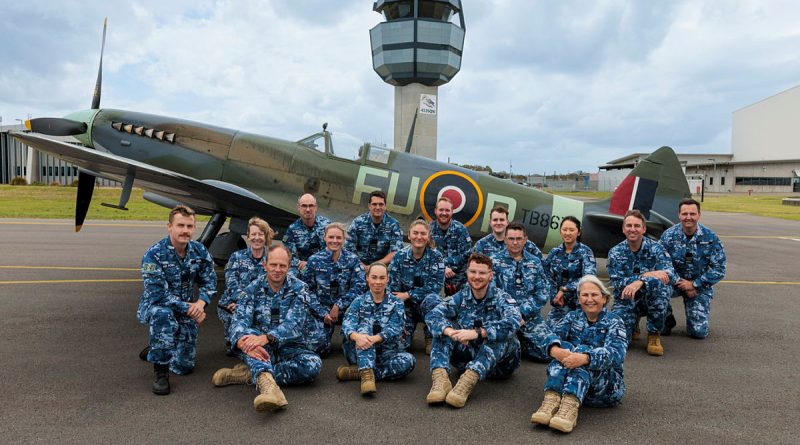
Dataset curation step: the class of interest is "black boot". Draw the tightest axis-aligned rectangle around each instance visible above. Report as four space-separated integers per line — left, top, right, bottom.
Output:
152 364 170 395
139 346 150 361
662 313 677 336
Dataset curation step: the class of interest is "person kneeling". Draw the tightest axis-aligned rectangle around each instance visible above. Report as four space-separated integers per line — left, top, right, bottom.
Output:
425 253 522 408
211 246 322 412
531 275 627 433
337 262 415 395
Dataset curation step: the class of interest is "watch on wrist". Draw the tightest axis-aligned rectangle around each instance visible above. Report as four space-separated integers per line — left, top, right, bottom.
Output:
474 327 482 338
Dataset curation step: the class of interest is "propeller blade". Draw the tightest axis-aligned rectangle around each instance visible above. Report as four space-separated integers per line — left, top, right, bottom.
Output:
91 18 107 110
75 171 96 232
25 117 87 136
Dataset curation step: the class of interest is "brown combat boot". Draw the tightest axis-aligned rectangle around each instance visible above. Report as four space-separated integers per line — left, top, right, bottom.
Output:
424 337 433 355
336 365 360 381
211 362 251 387
359 368 377 395
253 372 288 412
549 394 580 433
647 333 664 356
531 390 562 425
445 369 479 408
426 368 452 404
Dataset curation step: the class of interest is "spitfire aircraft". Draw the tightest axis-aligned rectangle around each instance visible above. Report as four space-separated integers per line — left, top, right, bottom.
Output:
13 21 690 263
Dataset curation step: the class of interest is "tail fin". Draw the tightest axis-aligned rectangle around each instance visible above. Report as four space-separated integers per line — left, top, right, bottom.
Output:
608 146 690 230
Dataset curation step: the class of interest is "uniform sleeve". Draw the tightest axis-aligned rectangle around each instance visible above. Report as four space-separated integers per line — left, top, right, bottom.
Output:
525 240 543 259
652 242 677 286
607 249 637 294
229 287 259 347
141 250 189 315
565 247 597 293
389 221 404 253
695 234 726 291
576 315 627 371
541 311 574 355
445 226 473 271
532 260 552 310
341 296 363 339
282 227 301 268
484 294 522 343
345 223 359 255
425 294 459 336
196 249 217 305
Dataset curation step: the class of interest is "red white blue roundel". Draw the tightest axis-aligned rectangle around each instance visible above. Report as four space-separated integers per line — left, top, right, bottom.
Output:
419 170 484 227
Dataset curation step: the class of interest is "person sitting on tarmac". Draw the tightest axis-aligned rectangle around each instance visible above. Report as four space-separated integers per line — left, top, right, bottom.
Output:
542 216 597 327
336 262 415 395
211 245 322 413
389 218 445 354
531 275 627 433
137 205 216 396
425 253 521 409
300 222 366 357
217 217 273 354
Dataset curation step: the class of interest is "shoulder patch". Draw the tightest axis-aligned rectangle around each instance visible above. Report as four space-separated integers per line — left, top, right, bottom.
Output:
142 263 158 272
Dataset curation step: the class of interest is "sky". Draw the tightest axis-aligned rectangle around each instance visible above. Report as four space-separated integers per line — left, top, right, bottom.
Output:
2 0 800 175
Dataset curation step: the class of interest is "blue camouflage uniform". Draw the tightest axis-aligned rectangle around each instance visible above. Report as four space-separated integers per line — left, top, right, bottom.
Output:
229 275 322 386
540 308 627 407
430 220 473 294
345 212 404 265
218 247 265 341
426 283 522 380
282 215 331 271
473 234 542 260
492 249 552 361
389 246 446 349
137 236 217 374
659 223 726 338
608 238 676 341
542 242 597 326
342 292 416 380
299 248 366 355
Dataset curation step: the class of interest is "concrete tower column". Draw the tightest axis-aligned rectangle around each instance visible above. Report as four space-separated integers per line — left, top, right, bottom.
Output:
394 83 438 158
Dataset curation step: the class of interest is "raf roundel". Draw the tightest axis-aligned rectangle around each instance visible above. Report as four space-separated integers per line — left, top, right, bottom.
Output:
419 170 484 227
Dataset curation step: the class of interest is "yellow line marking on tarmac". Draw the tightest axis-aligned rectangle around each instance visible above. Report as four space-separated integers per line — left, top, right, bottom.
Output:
0 265 139 271
719 235 800 239
0 279 141 285
721 280 800 285
0 221 162 227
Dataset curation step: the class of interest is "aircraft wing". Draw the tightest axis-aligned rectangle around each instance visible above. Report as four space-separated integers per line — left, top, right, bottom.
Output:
11 132 297 227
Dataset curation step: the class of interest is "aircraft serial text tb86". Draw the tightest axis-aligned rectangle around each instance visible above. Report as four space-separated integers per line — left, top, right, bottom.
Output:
13 20 690 262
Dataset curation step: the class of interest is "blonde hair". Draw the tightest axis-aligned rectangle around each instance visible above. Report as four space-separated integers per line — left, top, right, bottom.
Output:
408 218 435 248
247 217 274 245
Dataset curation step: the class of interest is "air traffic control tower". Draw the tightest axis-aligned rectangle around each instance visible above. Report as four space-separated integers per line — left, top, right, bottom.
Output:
370 0 465 159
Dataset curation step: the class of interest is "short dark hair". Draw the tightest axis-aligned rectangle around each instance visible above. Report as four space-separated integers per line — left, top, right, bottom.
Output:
490 205 509 218
505 222 526 236
467 252 493 269
679 198 701 212
560 215 582 242
168 205 195 223
623 209 646 226
369 190 386 203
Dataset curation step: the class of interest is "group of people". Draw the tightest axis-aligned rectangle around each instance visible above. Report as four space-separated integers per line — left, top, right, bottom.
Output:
137 191 725 433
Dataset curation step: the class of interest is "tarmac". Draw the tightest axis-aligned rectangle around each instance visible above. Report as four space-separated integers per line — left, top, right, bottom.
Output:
0 212 798 444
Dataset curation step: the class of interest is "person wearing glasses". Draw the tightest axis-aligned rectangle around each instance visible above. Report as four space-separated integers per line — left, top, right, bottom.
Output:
659 198 726 339
283 193 331 273
491 222 552 362
346 190 404 269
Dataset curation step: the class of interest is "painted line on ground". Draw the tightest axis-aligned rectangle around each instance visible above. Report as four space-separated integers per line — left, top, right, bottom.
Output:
0 278 141 285
721 280 800 285
718 235 800 239
0 265 139 271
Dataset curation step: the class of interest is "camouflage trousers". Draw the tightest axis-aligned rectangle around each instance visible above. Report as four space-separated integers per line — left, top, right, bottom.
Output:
308 322 337 358
241 346 322 387
667 289 712 339
429 334 521 380
519 314 550 362
343 341 416 380
217 306 234 341
611 280 671 342
144 305 198 375
545 291 579 327
402 293 442 350
544 341 625 407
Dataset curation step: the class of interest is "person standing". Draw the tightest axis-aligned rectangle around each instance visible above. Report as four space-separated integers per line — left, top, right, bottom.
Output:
429 197 473 296
346 190 404 268
473 205 542 259
283 193 330 273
